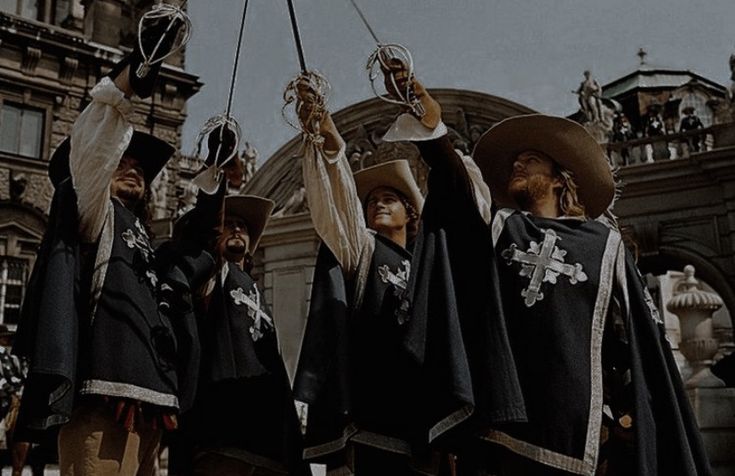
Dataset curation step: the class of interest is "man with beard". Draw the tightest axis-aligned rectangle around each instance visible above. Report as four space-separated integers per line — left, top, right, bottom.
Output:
379 66 711 476
292 84 475 474
170 194 310 476
13 17 191 476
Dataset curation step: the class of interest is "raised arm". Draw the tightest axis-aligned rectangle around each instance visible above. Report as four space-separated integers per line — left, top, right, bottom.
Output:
69 68 135 242
382 73 493 224
301 110 370 276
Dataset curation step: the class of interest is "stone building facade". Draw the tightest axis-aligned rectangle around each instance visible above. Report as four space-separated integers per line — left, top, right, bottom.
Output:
0 0 200 328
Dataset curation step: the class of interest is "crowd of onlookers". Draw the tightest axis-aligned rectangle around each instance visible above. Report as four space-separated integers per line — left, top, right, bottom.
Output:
608 106 707 165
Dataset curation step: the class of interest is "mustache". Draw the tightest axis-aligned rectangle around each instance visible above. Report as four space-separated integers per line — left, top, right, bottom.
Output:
117 172 143 184
226 233 248 242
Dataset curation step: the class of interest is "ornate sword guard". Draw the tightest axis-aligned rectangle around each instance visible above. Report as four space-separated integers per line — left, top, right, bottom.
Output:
191 114 242 194
135 2 192 79
367 43 425 117
282 70 331 144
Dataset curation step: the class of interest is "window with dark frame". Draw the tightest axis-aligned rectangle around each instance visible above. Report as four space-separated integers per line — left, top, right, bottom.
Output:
0 257 28 326
0 0 40 21
0 0 70 25
0 103 44 159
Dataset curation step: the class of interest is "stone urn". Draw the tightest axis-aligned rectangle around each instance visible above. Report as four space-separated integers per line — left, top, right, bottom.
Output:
666 265 725 387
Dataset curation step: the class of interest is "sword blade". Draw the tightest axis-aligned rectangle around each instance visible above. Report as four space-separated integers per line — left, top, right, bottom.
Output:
347 0 381 45
285 0 307 73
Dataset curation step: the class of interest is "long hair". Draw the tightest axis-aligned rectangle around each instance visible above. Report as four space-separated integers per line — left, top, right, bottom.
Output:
132 187 155 239
398 194 420 241
555 166 587 218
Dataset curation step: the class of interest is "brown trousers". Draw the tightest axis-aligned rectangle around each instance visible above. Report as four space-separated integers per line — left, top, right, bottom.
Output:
58 402 162 476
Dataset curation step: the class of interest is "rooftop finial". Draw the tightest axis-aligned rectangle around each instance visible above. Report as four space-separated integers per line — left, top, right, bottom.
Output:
637 47 648 66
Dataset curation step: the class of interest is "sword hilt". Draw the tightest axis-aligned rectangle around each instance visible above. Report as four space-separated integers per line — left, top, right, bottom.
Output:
367 43 425 118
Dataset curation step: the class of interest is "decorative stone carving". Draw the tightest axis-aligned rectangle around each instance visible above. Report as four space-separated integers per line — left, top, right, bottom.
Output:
242 142 258 185
728 53 735 121
9 173 28 202
446 108 486 155
243 92 534 216
21 47 42 75
175 181 198 218
0 169 10 201
667 265 725 387
177 154 204 174
163 83 178 104
150 166 170 220
575 70 604 124
571 70 621 142
60 57 79 84
273 186 308 217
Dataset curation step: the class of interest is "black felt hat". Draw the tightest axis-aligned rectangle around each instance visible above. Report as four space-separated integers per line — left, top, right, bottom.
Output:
224 195 275 254
49 132 175 188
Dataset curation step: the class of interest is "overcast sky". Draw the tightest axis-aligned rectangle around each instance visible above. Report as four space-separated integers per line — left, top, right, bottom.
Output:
182 0 735 161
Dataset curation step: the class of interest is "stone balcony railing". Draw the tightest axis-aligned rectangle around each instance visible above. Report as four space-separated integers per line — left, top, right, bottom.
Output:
605 123 735 167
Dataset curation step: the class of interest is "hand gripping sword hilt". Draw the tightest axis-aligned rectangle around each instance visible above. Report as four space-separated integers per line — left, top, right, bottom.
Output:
282 70 331 144
135 2 192 80
191 114 243 194
367 43 425 118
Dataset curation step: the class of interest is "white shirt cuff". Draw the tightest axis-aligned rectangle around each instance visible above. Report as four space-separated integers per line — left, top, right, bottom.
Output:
382 113 447 142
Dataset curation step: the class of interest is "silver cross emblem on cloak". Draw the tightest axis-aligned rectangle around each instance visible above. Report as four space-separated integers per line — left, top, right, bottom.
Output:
122 219 154 263
378 259 411 291
121 219 157 289
501 228 588 307
230 286 274 341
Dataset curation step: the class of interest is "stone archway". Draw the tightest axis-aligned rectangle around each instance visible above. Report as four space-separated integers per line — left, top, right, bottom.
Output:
244 89 535 213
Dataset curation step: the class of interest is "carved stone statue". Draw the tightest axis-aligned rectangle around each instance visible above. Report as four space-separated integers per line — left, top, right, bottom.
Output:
273 186 308 217
150 166 170 219
729 53 735 114
176 181 198 217
9 172 28 202
576 70 604 124
241 141 259 185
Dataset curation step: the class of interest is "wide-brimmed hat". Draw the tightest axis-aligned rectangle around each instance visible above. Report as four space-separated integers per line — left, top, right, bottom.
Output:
472 114 614 218
353 160 424 213
48 132 175 188
224 195 275 254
